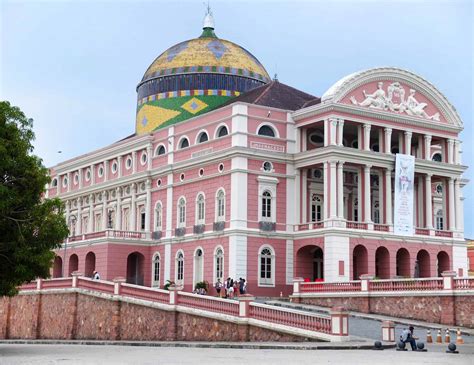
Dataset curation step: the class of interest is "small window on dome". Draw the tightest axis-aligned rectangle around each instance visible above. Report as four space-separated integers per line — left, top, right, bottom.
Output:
257 125 276 137
198 132 209 144
156 145 166 156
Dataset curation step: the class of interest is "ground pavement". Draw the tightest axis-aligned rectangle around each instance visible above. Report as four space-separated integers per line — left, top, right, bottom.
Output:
0 343 473 365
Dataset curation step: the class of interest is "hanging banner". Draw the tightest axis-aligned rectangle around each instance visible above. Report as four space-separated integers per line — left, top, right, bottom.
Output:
394 154 415 236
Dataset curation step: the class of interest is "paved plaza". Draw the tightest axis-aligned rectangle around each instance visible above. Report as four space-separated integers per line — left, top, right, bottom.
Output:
0 343 473 365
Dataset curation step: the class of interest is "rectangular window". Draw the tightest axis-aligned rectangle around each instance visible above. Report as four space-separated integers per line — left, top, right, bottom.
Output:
140 212 146 230
177 261 184 280
154 261 160 282
156 208 162 229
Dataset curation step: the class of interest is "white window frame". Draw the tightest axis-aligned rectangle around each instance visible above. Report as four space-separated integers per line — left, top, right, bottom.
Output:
213 246 224 284
195 193 205 225
258 245 275 287
73 173 79 185
62 176 68 188
257 176 278 223
193 247 204 288
215 188 226 222
214 123 229 139
154 201 163 231
177 196 186 228
311 194 323 222
125 156 132 170
140 151 147 166
256 122 279 138
152 252 160 287
175 250 184 285
436 209 444 230
111 160 118 174
195 129 209 144
154 144 166 156
177 135 190 149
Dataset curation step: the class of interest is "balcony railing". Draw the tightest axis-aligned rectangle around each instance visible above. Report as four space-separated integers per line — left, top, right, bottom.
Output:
66 230 147 243
346 221 368 230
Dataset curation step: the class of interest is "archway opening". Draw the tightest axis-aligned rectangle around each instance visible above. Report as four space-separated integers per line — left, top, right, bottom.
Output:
375 246 390 279
296 245 324 281
53 256 63 278
416 250 430 278
68 254 78 276
396 248 410 277
85 252 96 278
353 245 368 280
126 252 145 285
437 251 450 276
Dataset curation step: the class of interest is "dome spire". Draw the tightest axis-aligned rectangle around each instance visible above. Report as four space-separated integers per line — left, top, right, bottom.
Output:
200 2 217 38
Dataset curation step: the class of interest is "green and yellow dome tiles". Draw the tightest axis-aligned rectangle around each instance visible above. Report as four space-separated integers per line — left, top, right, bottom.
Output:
135 10 270 135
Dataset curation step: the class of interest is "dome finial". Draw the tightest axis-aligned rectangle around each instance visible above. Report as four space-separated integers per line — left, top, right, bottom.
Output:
200 2 217 38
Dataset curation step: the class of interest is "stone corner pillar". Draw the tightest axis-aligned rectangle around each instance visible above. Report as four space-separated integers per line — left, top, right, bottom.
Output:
330 306 349 336
237 294 255 318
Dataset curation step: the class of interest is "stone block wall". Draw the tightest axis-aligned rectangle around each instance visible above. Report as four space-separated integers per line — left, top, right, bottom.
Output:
296 293 474 328
0 291 311 342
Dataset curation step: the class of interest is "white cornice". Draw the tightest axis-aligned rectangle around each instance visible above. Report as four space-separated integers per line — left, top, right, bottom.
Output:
292 103 462 134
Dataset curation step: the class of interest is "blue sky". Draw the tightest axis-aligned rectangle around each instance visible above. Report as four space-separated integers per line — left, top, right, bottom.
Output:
1 0 472 236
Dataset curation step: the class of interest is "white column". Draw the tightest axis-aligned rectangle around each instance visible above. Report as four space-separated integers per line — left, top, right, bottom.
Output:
454 179 463 232
416 135 423 158
132 151 137 174
404 131 412 155
377 170 384 224
363 124 371 151
104 160 109 181
384 128 392 154
168 126 175 165
453 140 460 165
65 201 71 235
357 125 362 150
88 194 93 233
329 118 337 145
385 169 392 225
301 169 307 223
76 198 82 234
425 174 433 229
145 179 151 233
102 191 107 230
230 157 248 229
67 172 71 192
448 178 456 231
324 119 329 146
447 139 454 164
357 168 362 222
147 144 152 170
330 161 337 218
337 119 345 146
78 168 83 189
301 128 307 152
118 156 123 178
424 135 432 160
130 183 136 231
364 165 372 223
165 173 174 238
323 162 329 221
116 187 122 230
337 161 344 218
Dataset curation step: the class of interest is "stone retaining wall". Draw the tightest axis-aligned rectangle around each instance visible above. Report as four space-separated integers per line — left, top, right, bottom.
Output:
0 292 309 342
294 293 474 328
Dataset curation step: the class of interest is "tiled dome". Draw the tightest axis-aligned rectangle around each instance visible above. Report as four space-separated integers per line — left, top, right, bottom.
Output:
135 12 270 135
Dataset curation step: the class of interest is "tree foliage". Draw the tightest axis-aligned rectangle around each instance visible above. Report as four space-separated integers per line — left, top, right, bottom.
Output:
0 101 68 296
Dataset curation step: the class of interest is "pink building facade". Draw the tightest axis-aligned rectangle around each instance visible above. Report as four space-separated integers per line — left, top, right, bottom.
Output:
47 18 468 296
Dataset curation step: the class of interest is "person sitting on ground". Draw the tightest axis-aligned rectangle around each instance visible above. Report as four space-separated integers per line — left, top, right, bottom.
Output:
400 326 417 350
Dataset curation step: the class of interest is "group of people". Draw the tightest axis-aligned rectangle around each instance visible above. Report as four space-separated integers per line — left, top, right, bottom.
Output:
214 277 247 299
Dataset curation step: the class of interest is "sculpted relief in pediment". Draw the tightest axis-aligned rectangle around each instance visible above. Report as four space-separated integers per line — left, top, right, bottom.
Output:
347 81 441 122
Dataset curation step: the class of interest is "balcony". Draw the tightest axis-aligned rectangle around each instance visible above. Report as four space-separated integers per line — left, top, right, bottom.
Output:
65 230 147 243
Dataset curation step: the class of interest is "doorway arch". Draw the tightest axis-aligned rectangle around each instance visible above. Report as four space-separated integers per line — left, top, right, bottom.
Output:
353 245 368 280
85 252 96 278
437 251 450 276
53 256 63 278
396 248 410 277
126 252 145 285
416 250 430 278
68 254 78 275
295 245 324 281
375 246 390 279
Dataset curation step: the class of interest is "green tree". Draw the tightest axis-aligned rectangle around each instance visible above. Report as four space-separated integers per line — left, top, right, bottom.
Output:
0 101 68 296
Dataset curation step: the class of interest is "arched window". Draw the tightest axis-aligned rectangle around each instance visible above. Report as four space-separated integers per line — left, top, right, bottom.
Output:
214 247 224 282
257 125 276 137
197 132 209 144
216 189 225 221
216 125 228 138
311 195 323 222
176 251 184 282
178 197 186 227
155 202 162 231
107 209 115 229
196 193 205 224
179 137 190 149
194 248 204 284
259 247 274 286
432 153 442 162
261 191 272 219
436 209 444 230
373 201 380 224
353 198 359 222
152 253 160 287
140 206 146 231
156 145 166 156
